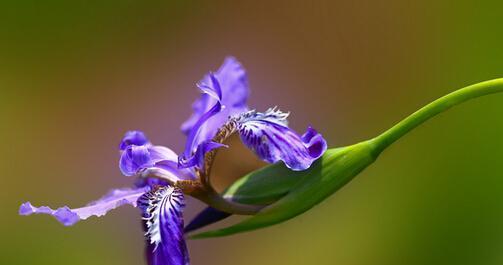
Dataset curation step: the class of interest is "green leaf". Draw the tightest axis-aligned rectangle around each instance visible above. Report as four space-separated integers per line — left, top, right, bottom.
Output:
190 141 378 239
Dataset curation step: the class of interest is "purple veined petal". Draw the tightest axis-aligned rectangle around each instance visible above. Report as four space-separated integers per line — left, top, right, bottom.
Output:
119 130 150 150
138 186 189 265
19 186 150 226
301 126 328 159
235 108 328 171
180 57 249 139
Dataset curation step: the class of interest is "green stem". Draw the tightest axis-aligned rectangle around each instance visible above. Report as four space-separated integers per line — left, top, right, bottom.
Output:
370 78 503 156
191 186 263 215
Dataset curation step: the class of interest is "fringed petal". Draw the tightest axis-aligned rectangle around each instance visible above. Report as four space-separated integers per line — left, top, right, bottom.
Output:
138 186 189 265
236 108 327 170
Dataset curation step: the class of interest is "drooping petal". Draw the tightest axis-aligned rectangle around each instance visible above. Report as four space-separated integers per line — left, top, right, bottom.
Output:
301 126 328 159
235 108 327 171
119 130 150 150
138 186 189 265
19 186 150 226
180 57 249 154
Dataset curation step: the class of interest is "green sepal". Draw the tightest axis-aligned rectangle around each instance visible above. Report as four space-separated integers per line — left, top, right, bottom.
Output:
221 159 307 205
190 141 378 239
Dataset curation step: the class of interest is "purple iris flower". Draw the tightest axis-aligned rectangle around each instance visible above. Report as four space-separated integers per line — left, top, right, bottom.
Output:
19 57 327 265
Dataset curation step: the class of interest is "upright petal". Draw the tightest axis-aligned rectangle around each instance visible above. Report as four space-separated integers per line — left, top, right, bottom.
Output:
180 57 249 155
235 108 328 170
180 91 223 164
138 186 189 265
19 187 150 226
213 56 249 108
178 140 226 169
197 73 222 101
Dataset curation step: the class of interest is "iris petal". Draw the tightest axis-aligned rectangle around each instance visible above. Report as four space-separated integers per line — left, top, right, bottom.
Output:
181 98 223 165
138 186 189 265
120 145 152 176
180 57 249 154
236 108 327 170
119 131 149 150
197 73 222 101
301 126 328 159
19 187 150 226
119 136 192 181
179 141 226 169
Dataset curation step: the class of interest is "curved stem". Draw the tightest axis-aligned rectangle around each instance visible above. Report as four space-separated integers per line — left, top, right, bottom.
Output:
370 78 503 156
142 169 263 214
192 119 264 215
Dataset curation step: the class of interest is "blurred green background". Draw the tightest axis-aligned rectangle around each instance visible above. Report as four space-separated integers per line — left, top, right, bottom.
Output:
2 1 503 264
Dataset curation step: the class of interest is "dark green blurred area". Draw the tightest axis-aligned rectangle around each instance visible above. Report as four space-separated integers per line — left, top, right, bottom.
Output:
2 1 503 264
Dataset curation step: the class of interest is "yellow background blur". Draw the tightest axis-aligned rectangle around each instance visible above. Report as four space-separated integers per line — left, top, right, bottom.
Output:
3 1 503 264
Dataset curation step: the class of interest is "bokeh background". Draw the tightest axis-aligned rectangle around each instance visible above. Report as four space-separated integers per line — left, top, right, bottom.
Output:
2 1 503 264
